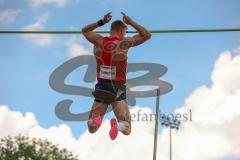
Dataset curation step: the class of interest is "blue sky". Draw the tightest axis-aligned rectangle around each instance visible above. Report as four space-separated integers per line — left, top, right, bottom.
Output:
0 0 240 159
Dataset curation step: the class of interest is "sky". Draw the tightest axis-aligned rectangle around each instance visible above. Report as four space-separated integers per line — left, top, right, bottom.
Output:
0 0 240 160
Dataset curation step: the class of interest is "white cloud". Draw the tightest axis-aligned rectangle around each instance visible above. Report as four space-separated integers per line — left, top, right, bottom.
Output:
0 105 38 137
25 12 49 29
22 13 53 46
0 9 23 25
1 50 240 160
29 0 80 7
174 51 240 159
0 105 154 159
66 35 92 57
30 0 67 7
68 43 92 57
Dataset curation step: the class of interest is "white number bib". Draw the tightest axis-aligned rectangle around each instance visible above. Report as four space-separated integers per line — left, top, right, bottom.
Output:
99 65 116 80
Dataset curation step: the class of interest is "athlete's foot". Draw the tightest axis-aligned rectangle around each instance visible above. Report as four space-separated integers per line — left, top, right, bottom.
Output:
91 110 102 126
109 118 118 140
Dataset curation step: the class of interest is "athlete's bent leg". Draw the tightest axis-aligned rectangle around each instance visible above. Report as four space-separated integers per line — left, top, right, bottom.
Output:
88 100 108 134
111 100 131 135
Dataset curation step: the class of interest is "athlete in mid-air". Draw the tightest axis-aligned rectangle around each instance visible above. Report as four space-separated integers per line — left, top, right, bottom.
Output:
82 12 151 140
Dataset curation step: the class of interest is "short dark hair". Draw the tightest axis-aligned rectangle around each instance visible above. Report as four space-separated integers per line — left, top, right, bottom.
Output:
111 20 127 32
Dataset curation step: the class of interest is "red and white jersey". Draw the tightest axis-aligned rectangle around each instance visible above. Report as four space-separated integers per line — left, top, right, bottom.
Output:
96 36 127 82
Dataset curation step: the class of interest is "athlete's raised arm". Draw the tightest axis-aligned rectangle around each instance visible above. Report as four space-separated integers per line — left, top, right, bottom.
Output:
82 12 112 45
122 12 151 47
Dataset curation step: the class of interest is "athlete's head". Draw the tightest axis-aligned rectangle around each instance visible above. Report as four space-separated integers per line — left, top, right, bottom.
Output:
110 20 127 39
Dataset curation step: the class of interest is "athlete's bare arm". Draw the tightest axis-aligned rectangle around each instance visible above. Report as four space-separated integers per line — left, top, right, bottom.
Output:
82 12 112 46
122 13 151 47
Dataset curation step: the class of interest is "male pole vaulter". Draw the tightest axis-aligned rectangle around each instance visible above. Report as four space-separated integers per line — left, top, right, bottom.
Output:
82 12 151 140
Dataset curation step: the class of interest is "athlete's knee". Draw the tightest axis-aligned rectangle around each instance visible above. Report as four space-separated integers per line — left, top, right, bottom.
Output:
121 121 131 136
87 122 99 134
122 126 131 135
88 126 99 134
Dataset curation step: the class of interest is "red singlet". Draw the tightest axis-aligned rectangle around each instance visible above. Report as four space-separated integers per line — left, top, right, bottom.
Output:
96 36 127 83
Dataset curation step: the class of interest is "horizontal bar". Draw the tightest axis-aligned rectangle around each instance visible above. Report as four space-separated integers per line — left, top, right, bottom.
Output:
128 28 240 33
0 28 240 34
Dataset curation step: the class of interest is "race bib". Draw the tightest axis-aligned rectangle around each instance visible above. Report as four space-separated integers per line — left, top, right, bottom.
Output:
99 65 116 80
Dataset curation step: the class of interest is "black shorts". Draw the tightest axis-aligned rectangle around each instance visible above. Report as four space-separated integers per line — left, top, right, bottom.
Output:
92 80 126 104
